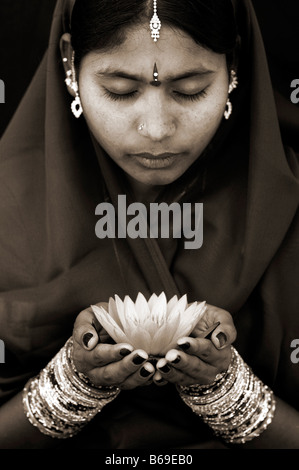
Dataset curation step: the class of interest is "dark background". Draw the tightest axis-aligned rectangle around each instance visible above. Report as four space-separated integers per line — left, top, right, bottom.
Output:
0 0 298 143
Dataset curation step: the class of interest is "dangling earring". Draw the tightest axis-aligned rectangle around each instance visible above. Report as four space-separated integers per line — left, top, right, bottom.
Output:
224 70 238 120
224 99 233 120
64 52 83 119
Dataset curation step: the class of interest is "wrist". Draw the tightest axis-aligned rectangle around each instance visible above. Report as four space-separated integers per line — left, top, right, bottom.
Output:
177 347 276 445
23 337 120 439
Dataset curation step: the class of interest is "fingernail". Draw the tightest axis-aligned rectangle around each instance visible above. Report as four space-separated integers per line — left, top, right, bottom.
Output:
133 353 147 365
119 348 132 357
171 355 181 364
178 341 190 351
156 377 166 384
159 363 171 374
216 332 227 348
83 332 93 348
166 350 181 364
140 367 152 378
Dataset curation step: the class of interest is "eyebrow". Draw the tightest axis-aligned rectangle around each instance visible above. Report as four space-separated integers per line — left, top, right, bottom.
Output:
95 68 215 82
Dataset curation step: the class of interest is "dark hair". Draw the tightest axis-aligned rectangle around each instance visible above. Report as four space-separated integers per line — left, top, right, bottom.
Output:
71 0 238 69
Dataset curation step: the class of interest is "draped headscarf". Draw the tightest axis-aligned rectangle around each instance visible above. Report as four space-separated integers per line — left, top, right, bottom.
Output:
0 0 298 448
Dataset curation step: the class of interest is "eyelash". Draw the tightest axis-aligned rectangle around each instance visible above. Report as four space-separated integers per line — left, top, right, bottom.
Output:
103 88 208 103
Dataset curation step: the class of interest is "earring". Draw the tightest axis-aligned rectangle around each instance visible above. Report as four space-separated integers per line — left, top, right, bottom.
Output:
71 82 83 119
224 99 233 120
64 53 83 119
224 70 238 120
138 123 145 132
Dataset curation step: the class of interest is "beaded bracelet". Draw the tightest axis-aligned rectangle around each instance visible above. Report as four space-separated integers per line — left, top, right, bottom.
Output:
23 337 120 439
177 347 276 445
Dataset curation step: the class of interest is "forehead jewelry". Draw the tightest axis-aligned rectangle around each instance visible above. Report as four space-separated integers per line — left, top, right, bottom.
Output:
150 63 161 87
150 0 162 42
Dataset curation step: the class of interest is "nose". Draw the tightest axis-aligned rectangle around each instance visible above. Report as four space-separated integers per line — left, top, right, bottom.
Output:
138 92 176 141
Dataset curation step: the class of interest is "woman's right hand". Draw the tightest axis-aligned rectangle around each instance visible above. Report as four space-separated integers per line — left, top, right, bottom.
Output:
72 305 155 390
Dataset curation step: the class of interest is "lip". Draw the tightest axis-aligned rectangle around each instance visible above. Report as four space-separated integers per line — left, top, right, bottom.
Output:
132 152 181 159
130 152 182 169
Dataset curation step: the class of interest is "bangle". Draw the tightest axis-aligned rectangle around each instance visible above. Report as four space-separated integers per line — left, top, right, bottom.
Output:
23 338 120 439
177 347 276 445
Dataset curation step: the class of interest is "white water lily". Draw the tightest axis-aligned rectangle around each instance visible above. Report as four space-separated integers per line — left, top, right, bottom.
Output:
91 292 206 356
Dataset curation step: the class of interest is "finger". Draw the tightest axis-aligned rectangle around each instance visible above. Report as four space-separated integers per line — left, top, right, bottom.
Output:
120 362 155 390
165 348 220 379
157 356 219 386
193 304 237 349
90 349 149 386
73 308 100 350
89 342 134 367
210 323 237 350
176 337 232 373
153 371 168 387
177 337 220 361
156 358 190 386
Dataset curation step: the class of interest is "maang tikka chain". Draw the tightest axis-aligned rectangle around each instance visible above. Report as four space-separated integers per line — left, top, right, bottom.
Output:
150 0 161 42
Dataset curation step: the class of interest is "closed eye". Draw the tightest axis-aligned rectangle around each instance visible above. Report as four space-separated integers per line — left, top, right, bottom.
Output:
172 89 208 102
103 90 138 101
103 87 209 103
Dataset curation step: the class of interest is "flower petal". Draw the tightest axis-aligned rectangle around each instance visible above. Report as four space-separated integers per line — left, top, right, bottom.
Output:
134 292 150 323
114 294 130 331
148 293 159 310
124 296 139 323
108 297 122 328
150 292 167 326
150 313 182 355
177 301 207 338
166 295 179 315
167 294 188 320
127 326 152 351
91 305 129 344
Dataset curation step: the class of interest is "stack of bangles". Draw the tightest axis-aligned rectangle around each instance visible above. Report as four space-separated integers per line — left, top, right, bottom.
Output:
177 347 276 444
23 339 276 443
23 337 120 439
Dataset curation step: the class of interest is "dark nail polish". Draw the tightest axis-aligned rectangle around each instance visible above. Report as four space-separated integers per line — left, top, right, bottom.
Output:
179 342 190 351
203 322 221 340
159 364 171 374
133 354 146 365
119 348 132 357
171 355 181 364
217 332 227 348
156 377 165 383
83 332 93 347
140 367 152 378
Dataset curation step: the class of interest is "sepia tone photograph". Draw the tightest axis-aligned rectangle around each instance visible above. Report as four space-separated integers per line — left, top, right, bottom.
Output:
0 0 298 452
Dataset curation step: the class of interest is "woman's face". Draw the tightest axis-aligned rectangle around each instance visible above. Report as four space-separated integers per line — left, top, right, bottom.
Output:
76 25 229 187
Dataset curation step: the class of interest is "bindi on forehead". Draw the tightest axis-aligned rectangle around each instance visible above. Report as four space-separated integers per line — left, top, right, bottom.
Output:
150 63 161 87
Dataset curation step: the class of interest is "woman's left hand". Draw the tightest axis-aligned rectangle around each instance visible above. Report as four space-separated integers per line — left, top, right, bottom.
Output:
153 304 237 386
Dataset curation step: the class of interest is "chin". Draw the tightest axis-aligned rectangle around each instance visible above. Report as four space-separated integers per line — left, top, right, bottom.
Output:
136 172 184 186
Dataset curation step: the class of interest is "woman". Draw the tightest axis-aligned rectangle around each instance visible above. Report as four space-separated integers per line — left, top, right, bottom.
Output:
0 0 298 449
